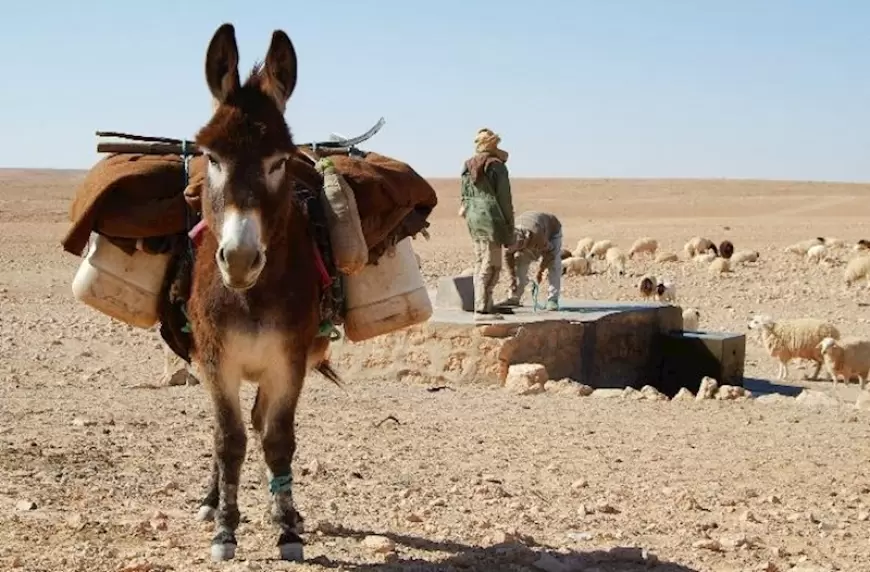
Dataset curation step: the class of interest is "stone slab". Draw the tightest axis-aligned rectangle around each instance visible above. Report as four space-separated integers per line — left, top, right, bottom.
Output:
434 275 475 312
328 298 686 389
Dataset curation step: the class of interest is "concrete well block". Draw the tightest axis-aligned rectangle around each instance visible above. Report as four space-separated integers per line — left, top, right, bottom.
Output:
435 275 474 312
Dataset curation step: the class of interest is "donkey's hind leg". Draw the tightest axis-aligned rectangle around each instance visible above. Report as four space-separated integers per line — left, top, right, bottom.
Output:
258 358 307 561
204 373 247 562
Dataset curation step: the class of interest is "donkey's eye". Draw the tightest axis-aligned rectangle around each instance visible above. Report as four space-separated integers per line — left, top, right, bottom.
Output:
206 154 220 168
268 158 286 175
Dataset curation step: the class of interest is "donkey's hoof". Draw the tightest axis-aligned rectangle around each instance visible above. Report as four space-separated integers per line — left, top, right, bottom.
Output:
210 542 236 561
277 542 304 562
197 505 216 522
277 531 304 561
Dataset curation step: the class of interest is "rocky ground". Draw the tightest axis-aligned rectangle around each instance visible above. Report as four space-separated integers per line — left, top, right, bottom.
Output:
1 171 869 571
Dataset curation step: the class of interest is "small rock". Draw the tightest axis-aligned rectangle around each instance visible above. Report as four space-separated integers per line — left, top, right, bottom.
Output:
577 503 593 517
304 459 323 477
755 394 793 405
362 535 395 554
505 363 548 395
566 531 594 542
692 538 724 551
740 510 760 523
544 378 593 396
488 530 517 544
696 377 719 400
595 501 619 514
15 500 36 511
71 417 97 427
640 385 668 401
716 385 750 400
570 479 588 490
855 391 870 411
406 512 423 522
590 388 623 399
622 386 643 400
857 510 869 522
795 390 840 408
673 387 695 400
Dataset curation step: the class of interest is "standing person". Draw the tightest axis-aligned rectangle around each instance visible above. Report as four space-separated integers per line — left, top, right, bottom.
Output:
459 128 515 320
499 211 563 311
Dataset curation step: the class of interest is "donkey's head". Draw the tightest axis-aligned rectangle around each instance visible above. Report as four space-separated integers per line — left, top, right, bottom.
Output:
195 23 298 291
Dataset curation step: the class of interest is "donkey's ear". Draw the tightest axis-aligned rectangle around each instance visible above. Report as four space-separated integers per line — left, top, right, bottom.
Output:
205 23 241 105
262 30 298 112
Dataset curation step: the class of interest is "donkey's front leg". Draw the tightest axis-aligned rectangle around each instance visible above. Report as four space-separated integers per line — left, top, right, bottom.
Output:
206 383 247 562
259 360 306 562
196 458 219 522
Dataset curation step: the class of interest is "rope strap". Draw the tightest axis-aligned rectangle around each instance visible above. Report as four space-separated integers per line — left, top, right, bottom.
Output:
269 474 294 494
531 281 540 312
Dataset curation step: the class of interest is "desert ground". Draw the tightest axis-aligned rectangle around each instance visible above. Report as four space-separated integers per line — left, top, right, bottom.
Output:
1 169 869 572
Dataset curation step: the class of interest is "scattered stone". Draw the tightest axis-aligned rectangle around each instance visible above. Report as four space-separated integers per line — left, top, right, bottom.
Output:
607 546 658 565
696 377 718 400
795 390 840 409
505 364 548 395
740 510 760 523
595 501 619 514
362 534 395 554
640 385 668 401
590 388 623 399
577 503 593 517
673 387 695 401
488 530 517 544
15 500 36 511
755 394 793 405
71 417 97 427
303 459 323 477
857 510 868 522
716 385 750 400
544 378 593 396
570 478 588 491
692 538 724 551
566 531 594 542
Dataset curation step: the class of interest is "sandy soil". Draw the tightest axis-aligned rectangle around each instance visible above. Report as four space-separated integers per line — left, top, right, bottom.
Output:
1 170 869 572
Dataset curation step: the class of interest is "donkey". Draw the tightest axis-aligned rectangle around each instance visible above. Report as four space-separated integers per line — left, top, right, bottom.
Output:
187 23 342 562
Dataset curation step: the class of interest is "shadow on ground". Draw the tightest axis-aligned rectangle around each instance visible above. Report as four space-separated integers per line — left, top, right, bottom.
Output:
744 377 804 397
291 527 700 571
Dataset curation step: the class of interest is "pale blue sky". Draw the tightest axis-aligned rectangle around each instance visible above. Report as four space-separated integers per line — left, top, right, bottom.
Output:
1 1 867 180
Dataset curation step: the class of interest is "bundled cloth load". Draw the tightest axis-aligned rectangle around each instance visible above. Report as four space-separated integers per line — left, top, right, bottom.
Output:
63 119 438 360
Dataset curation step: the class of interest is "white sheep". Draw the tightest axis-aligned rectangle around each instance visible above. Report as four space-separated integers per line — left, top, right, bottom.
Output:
731 250 760 265
784 237 824 256
561 256 592 277
654 251 679 263
638 274 657 299
682 307 701 331
708 257 731 275
683 236 714 258
655 279 677 303
747 314 840 381
590 239 615 259
853 239 870 252
693 251 717 264
823 237 846 249
806 244 827 264
818 336 870 390
844 255 870 288
573 237 595 257
628 237 658 259
604 246 626 276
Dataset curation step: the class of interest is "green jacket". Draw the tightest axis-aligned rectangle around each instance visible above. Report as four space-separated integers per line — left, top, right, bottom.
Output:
459 155 514 246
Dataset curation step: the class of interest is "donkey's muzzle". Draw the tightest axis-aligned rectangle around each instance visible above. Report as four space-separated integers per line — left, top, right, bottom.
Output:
217 245 266 290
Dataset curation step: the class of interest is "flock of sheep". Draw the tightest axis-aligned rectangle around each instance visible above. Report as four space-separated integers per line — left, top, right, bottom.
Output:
558 234 870 391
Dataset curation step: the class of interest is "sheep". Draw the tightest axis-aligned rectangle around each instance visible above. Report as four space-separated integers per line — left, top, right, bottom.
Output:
731 250 760 265
818 336 870 390
573 237 595 257
844 255 870 288
718 240 734 260
682 307 701 331
655 279 677 303
683 236 715 258
638 274 657 299
806 244 827 264
654 251 679 263
604 246 626 276
853 239 870 252
747 314 840 381
628 237 658 259
693 251 717 264
590 239 615 259
823 237 846 249
561 256 592 277
784 237 824 256
708 257 731 275
560 248 573 260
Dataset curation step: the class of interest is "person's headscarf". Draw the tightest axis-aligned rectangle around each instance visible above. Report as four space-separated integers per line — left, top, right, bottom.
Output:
473 128 509 162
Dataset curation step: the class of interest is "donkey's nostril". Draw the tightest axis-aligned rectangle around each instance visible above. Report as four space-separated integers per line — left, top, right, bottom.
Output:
252 251 263 268
218 247 227 265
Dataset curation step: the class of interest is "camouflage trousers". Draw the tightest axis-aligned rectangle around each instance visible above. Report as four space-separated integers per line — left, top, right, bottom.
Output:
472 239 502 313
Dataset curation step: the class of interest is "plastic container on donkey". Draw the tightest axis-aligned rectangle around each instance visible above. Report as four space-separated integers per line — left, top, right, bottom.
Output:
71 233 171 329
342 237 433 342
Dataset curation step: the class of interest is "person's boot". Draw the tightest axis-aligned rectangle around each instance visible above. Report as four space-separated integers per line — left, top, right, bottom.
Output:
496 296 521 308
545 299 559 311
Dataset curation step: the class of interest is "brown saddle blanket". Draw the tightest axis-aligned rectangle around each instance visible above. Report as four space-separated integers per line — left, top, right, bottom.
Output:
61 149 438 262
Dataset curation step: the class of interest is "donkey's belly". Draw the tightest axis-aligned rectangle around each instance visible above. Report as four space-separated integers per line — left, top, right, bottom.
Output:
222 329 291 384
